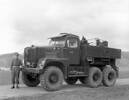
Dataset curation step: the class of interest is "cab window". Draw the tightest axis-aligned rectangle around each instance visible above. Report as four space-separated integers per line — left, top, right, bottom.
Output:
67 38 78 48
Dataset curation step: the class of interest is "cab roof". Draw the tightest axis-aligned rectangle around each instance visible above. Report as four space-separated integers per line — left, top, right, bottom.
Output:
50 33 79 40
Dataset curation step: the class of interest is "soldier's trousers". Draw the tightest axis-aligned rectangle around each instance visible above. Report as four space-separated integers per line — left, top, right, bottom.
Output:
11 66 20 85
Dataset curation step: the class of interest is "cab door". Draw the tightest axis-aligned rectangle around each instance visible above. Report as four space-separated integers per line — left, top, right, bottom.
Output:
64 37 80 64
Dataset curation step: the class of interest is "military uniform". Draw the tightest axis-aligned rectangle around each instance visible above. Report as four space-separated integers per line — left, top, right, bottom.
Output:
11 54 22 89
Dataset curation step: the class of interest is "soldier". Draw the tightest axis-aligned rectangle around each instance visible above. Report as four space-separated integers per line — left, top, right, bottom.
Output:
81 36 88 45
10 53 23 89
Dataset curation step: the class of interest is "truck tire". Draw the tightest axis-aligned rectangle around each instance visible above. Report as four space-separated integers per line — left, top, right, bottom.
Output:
103 66 117 87
65 77 78 85
22 72 40 87
40 66 63 91
87 67 102 88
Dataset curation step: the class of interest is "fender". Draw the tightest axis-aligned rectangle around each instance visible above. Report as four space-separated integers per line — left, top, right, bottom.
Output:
38 57 68 78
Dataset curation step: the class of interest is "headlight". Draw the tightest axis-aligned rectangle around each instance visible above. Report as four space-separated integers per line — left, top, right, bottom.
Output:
41 60 45 65
39 60 45 69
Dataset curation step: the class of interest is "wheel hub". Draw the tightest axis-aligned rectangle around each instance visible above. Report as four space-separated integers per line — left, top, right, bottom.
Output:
49 73 58 84
93 72 100 82
108 72 114 81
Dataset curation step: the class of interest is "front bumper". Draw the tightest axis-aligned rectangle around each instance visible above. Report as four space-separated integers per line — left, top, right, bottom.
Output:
22 68 42 74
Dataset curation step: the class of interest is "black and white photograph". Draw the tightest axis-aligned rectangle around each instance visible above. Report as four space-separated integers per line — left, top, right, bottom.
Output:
0 0 129 100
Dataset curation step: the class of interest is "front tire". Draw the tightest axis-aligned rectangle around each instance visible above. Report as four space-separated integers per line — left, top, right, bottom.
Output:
22 72 40 87
103 66 117 87
87 67 102 88
40 66 63 91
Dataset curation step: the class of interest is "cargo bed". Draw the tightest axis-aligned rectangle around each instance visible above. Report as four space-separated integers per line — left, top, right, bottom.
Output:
82 45 121 58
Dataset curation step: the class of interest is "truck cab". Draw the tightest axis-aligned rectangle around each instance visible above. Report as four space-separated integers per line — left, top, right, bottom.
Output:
24 33 81 68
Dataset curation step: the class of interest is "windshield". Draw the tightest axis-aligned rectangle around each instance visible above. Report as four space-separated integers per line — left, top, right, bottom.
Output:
49 40 65 47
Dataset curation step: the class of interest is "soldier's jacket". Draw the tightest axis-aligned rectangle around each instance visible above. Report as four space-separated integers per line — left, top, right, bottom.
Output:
11 58 22 70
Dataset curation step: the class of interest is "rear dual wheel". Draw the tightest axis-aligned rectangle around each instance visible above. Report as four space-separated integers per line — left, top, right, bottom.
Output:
77 67 102 87
87 67 103 87
103 66 117 87
79 66 117 87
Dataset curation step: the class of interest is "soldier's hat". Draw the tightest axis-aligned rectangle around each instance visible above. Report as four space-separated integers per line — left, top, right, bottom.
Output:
15 52 19 56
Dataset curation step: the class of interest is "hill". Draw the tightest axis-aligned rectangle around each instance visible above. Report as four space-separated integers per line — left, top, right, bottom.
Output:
117 51 129 71
0 53 23 68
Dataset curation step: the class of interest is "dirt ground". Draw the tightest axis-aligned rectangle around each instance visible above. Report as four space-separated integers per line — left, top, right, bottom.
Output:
18 84 129 100
0 78 129 100
0 70 129 100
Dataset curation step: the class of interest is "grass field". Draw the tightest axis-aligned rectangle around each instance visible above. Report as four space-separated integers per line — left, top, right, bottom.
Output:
0 69 129 86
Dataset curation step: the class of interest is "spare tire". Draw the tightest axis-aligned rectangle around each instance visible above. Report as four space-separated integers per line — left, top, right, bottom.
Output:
40 66 63 91
103 66 117 87
22 72 40 87
87 67 102 88
65 77 78 85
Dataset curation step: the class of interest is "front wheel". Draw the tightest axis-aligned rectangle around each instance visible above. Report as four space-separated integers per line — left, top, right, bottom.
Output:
40 66 63 91
22 72 40 87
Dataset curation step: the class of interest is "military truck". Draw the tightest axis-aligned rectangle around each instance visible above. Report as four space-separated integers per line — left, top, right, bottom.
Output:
22 33 121 91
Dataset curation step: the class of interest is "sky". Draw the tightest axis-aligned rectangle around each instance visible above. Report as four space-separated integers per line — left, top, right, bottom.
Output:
0 0 129 54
